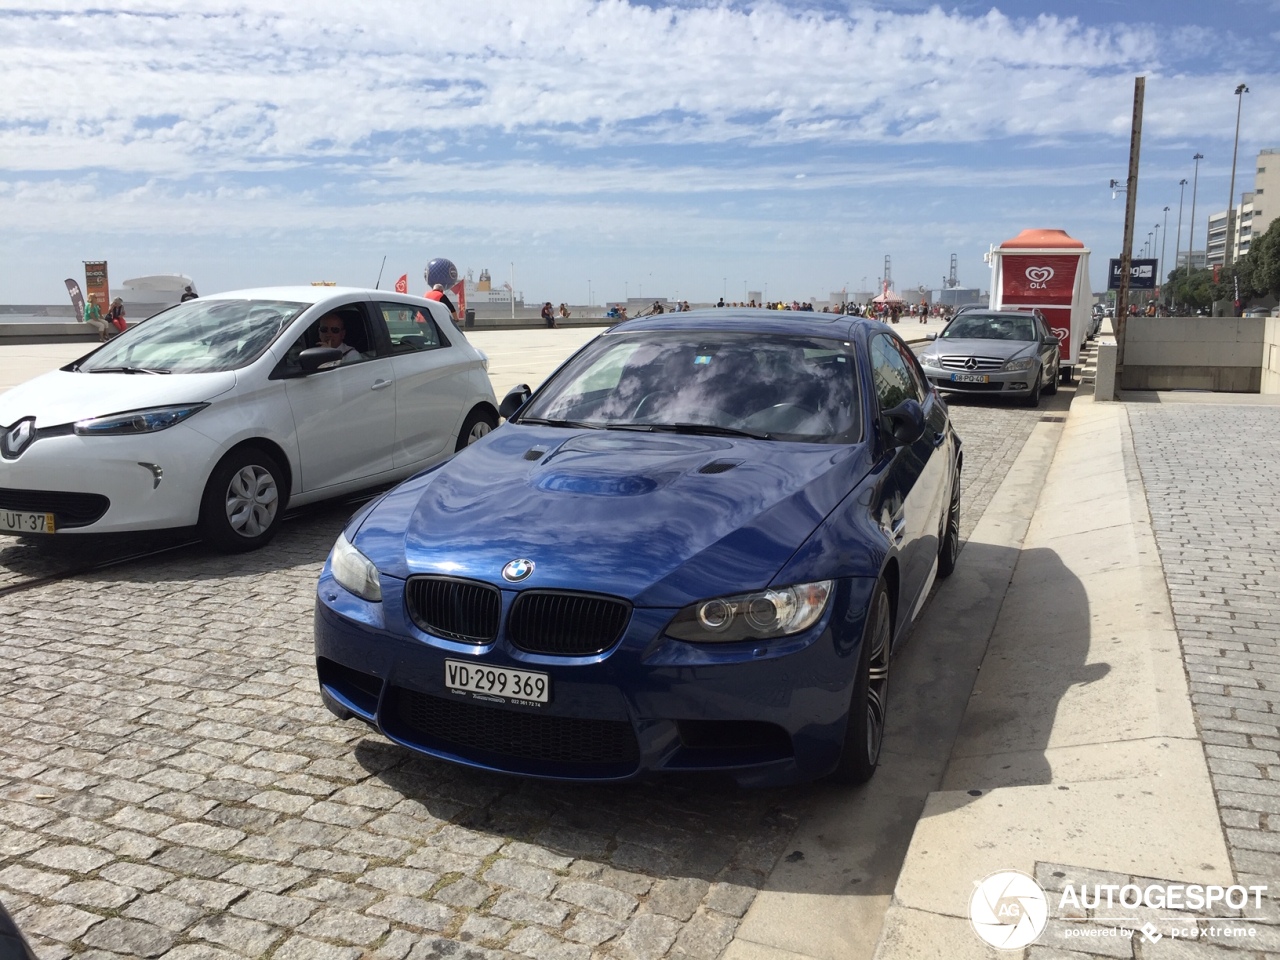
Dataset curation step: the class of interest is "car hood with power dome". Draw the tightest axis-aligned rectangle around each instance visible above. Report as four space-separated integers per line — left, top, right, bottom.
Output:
351 424 879 608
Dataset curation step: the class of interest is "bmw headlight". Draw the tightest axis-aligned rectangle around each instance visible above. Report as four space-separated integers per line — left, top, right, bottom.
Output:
74 403 208 435
330 533 382 602
1002 357 1035 372
666 581 834 643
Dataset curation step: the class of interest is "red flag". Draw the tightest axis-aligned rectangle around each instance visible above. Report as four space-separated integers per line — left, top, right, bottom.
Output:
394 274 408 294
450 278 466 316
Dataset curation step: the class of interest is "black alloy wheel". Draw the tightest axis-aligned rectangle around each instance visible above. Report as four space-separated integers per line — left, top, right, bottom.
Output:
830 579 892 785
937 464 961 579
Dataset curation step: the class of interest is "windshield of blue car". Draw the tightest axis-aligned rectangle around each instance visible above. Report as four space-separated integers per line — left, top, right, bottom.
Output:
517 331 862 443
941 314 1036 341
76 299 308 374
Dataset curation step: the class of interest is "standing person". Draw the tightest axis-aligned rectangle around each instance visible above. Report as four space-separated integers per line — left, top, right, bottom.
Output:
920 299 929 323
180 285 198 302
541 301 556 328
889 302 901 324
426 283 458 321
106 297 127 335
83 295 109 341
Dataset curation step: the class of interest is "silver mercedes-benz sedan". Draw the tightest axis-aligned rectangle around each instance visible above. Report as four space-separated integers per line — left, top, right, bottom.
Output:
916 309 1061 408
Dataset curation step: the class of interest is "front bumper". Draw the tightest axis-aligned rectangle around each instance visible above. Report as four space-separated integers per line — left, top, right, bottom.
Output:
314 570 875 787
0 426 222 534
920 364 1040 397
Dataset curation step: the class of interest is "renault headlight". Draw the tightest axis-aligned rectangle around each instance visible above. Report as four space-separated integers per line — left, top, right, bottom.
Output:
666 581 834 643
330 533 382 602
1002 357 1034 372
74 403 208 435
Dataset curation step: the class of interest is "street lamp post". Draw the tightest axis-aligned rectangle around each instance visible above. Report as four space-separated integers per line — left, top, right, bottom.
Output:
587 279 592 309
1226 83 1249 267
1174 179 1187 285
1187 153 1204 279
1159 207 1169 301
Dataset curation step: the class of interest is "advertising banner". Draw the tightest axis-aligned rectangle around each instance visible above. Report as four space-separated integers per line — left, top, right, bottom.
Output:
84 260 110 308
64 278 86 321
1107 258 1157 290
999 255 1079 305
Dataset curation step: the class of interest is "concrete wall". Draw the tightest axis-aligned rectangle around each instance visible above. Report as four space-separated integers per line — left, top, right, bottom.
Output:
1264 317 1280 395
1121 316 1265 393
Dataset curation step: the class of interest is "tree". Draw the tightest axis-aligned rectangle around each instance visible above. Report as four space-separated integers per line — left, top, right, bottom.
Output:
1244 217 1280 299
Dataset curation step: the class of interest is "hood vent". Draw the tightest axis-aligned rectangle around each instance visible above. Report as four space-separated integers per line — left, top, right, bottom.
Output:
522 447 547 461
698 459 742 475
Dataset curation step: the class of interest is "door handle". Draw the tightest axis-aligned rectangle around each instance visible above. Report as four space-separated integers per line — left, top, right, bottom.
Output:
371 379 393 391
890 515 907 545
931 430 946 448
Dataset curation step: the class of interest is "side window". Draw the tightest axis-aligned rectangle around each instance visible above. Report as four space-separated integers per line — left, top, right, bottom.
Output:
892 339 929 400
277 304 377 375
870 335 922 411
379 301 450 354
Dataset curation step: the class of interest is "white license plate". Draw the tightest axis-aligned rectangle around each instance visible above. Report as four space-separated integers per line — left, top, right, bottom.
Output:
0 510 55 534
445 659 550 704
950 373 989 383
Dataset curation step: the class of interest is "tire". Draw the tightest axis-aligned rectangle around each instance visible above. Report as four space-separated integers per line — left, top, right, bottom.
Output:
830 580 892 785
1022 370 1042 408
199 446 286 553
455 406 498 452
937 464 961 579
1044 359 1059 395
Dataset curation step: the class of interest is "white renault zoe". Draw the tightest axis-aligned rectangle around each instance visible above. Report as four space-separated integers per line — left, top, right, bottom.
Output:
0 287 498 551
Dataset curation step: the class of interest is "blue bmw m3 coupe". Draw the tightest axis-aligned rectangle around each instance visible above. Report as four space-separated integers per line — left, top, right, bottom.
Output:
314 310 962 787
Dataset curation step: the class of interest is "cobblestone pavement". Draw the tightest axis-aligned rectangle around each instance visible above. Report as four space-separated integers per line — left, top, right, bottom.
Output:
0 386 1066 959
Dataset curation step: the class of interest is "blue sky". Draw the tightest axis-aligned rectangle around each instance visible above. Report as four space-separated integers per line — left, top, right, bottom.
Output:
2 0 1278 305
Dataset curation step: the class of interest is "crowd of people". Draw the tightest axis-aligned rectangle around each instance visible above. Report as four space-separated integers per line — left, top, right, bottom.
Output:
585 298 960 324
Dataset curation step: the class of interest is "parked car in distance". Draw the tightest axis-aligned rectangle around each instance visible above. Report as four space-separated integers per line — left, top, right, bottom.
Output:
0 287 498 551
315 309 963 787
917 309 1061 407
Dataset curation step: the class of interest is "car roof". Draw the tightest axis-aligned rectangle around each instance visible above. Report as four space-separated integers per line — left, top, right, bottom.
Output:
609 307 860 340
199 286 431 306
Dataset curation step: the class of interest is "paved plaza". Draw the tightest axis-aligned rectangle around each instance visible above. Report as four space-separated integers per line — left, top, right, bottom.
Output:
0 326 1064 959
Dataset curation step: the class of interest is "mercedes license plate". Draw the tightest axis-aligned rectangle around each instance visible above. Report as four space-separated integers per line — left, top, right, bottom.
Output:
445 659 550 704
0 510 55 534
950 373 989 384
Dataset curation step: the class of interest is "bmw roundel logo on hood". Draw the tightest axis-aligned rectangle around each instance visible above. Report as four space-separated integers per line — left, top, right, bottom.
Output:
502 558 535 582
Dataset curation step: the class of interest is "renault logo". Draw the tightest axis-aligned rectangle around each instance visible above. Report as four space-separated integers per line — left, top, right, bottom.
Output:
1 418 35 459
502 558 535 582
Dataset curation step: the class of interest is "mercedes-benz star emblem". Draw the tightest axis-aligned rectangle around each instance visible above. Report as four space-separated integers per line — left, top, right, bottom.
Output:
502 558 535 582
964 357 979 370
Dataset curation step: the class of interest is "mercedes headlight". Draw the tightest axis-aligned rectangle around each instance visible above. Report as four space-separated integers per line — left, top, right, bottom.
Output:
330 533 382 602
666 581 834 643
1002 357 1035 372
74 403 208 435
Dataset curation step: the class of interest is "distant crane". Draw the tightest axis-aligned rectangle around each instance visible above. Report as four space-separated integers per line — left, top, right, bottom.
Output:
945 254 959 289
883 255 892 295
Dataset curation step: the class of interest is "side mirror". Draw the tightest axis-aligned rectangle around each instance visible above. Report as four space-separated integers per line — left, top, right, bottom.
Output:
925 332 938 341
882 399 925 447
499 384 532 420
300 346 343 372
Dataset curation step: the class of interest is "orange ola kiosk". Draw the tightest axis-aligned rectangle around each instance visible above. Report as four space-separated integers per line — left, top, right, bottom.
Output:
987 229 1091 383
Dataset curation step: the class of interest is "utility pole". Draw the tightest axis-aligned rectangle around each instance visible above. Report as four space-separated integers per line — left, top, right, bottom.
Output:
1226 84 1249 267
1159 207 1169 302
1187 153 1204 279
1113 76 1144 395
1174 179 1187 291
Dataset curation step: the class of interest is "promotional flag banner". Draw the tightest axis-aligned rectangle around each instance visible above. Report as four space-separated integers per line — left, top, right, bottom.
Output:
395 274 408 294
65 278 86 320
450 279 466 316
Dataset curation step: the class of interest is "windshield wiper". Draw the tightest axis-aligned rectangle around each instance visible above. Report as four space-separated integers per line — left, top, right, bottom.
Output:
517 417 604 429
609 422 772 440
85 366 171 375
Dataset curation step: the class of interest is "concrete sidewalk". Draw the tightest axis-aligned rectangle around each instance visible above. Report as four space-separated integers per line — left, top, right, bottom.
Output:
874 390 1247 956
